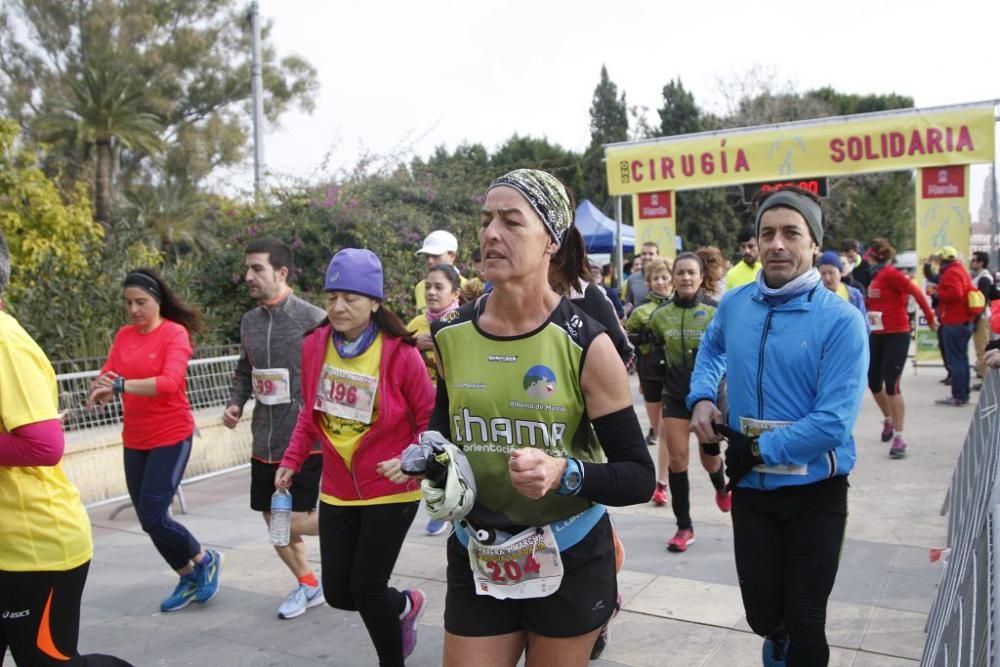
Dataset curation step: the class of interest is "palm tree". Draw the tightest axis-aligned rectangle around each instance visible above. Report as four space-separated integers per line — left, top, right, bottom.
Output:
37 67 163 228
123 179 218 259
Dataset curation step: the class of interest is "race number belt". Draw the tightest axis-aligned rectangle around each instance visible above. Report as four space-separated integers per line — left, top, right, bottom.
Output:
251 367 291 405
868 311 884 332
467 524 563 600
739 416 807 476
315 365 378 424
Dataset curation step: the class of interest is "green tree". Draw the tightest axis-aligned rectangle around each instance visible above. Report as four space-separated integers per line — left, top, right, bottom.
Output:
0 119 101 291
0 0 318 189
490 135 585 200
656 79 741 253
36 67 163 226
582 65 628 209
658 79 701 136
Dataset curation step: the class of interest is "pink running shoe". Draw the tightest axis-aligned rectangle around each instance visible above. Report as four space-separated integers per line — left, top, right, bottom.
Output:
400 589 426 658
715 489 732 513
889 435 907 459
667 528 695 553
651 482 668 506
880 419 894 443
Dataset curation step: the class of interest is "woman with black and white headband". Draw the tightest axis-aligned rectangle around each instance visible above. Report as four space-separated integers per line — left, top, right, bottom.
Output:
428 169 654 666
87 268 221 613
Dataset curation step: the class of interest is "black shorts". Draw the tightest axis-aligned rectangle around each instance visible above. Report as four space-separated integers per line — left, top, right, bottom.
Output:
444 513 617 638
250 454 322 512
661 395 692 420
639 379 664 403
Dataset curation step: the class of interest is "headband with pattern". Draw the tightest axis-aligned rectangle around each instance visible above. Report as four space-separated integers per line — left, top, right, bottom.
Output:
487 169 573 247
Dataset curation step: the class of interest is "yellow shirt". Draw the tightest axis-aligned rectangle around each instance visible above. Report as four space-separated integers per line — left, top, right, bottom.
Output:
0 312 92 571
724 261 763 290
835 284 850 301
317 334 419 506
405 313 437 383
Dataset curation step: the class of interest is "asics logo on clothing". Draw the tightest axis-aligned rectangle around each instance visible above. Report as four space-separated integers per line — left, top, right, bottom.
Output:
2 609 29 619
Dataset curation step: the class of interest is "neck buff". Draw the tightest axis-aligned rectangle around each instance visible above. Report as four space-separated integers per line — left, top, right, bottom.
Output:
426 298 460 322
486 169 573 248
332 320 379 359
756 267 821 301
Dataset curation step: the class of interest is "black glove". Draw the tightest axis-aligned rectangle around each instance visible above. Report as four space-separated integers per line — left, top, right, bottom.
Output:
712 423 763 490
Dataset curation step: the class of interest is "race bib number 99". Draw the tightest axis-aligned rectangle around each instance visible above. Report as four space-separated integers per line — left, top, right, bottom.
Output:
315 365 378 424
468 525 563 600
251 368 291 405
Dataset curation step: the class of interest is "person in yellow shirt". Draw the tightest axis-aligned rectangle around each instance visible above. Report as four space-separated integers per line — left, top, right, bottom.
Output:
724 227 763 290
0 230 131 665
407 263 464 536
413 230 468 310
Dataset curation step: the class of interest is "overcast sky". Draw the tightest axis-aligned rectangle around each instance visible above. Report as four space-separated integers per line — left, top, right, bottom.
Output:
245 0 999 218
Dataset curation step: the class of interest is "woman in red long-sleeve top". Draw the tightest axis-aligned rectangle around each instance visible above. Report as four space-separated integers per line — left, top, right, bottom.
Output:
87 268 222 613
864 239 937 459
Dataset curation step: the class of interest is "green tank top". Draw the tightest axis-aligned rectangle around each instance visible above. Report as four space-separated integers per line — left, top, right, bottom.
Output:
432 296 606 528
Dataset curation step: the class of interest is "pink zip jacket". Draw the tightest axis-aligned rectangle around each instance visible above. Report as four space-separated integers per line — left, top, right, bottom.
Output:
281 322 434 501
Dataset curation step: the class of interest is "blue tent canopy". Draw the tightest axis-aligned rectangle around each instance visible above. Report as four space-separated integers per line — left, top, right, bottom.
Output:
574 199 635 253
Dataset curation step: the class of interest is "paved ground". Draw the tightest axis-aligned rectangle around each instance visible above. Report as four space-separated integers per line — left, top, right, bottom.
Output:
22 361 983 666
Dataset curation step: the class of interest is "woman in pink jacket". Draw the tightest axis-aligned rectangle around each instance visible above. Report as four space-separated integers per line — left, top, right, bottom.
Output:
277 249 434 667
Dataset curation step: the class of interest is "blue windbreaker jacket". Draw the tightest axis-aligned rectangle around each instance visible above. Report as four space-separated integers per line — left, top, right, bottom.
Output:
686 281 868 490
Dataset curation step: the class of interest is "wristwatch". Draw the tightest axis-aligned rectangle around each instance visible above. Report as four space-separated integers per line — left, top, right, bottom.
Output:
750 439 763 464
557 458 583 496
112 377 126 396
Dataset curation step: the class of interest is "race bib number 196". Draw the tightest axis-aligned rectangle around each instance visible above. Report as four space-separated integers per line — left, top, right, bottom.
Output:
314 365 378 424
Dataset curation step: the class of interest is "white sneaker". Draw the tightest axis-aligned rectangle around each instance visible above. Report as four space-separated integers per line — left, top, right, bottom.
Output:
277 583 325 619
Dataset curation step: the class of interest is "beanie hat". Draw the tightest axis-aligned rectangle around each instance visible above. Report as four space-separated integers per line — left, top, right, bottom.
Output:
324 248 383 300
817 251 843 271
755 190 823 246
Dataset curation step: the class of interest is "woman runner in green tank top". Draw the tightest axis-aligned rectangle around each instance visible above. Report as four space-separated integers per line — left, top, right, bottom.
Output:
428 169 654 667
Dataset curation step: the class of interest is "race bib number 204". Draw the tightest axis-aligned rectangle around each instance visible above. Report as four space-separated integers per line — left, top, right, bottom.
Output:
468 525 563 600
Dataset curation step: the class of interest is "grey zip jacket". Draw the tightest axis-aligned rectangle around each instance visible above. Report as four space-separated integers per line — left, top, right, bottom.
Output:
227 292 327 462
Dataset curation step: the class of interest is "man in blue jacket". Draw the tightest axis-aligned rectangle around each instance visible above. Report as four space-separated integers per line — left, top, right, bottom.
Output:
688 187 867 667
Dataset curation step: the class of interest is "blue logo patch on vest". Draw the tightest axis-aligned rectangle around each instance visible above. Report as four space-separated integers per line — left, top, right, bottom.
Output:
693 310 706 319
523 365 556 400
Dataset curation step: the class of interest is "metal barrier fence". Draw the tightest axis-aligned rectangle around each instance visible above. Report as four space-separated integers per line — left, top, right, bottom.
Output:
57 353 243 431
56 354 255 507
921 370 1000 666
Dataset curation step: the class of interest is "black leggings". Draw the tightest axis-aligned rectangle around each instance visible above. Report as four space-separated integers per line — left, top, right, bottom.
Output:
867 332 910 396
319 501 418 667
123 438 201 570
732 477 848 667
0 562 133 666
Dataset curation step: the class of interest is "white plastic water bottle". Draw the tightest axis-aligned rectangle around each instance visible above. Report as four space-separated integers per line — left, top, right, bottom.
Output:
270 488 292 546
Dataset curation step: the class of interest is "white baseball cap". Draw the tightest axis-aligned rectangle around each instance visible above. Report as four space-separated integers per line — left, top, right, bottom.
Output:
416 230 458 256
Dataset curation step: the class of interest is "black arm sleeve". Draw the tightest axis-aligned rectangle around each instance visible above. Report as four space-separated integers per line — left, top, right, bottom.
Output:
427 379 451 438
578 406 655 506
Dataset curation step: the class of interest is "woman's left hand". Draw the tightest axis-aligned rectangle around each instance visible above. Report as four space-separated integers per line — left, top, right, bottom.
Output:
509 448 566 499
415 333 434 352
376 458 410 485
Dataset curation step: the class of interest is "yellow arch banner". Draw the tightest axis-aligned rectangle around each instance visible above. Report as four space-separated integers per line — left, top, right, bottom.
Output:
605 104 995 196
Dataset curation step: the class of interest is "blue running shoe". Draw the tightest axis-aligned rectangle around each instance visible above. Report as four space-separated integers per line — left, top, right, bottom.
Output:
762 635 789 666
194 549 222 604
425 519 450 536
161 576 198 612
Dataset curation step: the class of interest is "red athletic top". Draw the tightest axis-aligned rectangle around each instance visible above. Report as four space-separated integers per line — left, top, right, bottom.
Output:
865 264 935 334
101 320 194 449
